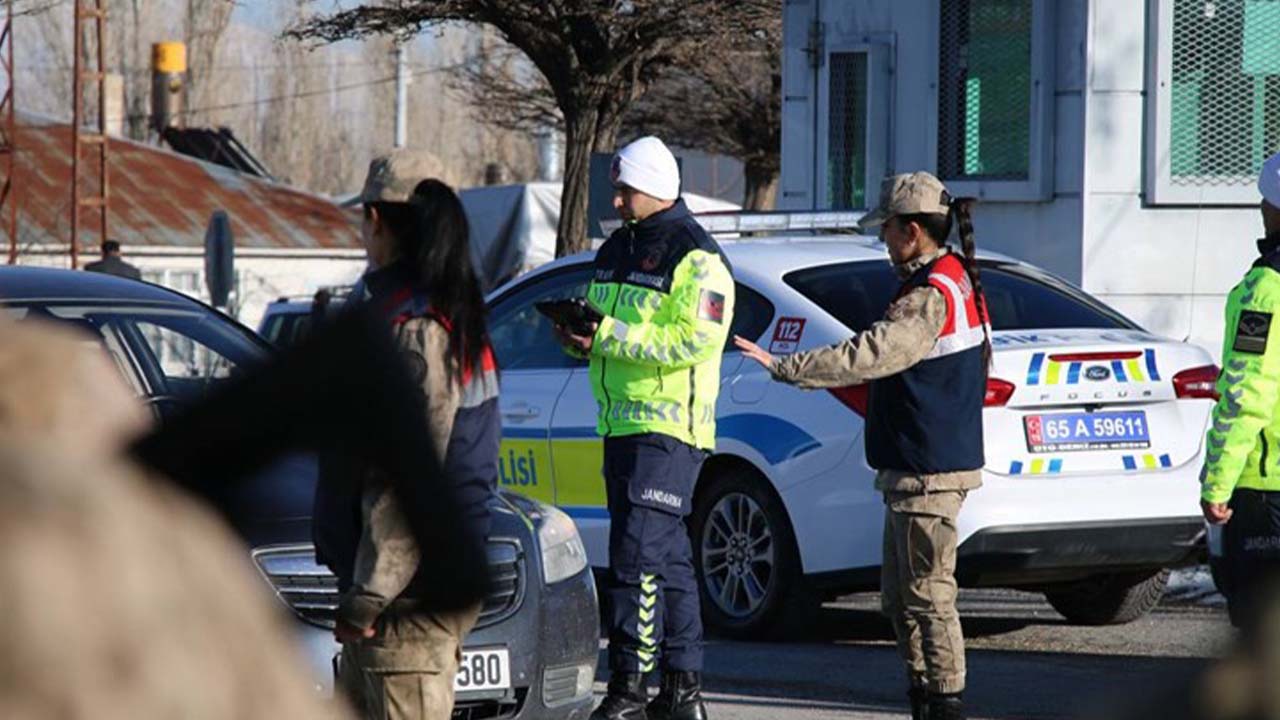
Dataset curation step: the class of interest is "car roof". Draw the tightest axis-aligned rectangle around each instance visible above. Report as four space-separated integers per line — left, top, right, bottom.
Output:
488 236 1023 298
263 300 313 313
0 265 197 305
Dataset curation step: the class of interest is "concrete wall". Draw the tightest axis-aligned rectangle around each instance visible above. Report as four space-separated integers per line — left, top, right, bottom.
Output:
1081 0 1258 358
782 0 1262 359
781 0 1090 282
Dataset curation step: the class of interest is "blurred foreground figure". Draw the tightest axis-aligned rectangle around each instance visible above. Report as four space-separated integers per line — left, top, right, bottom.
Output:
1104 586 1280 720
0 319 344 719
320 153 500 720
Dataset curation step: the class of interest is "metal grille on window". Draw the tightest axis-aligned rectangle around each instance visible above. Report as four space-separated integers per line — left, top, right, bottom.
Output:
827 52 868 209
1170 0 1280 188
937 0 1033 181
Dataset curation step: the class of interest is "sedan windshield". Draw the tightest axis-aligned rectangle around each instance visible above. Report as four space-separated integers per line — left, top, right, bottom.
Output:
3 302 267 406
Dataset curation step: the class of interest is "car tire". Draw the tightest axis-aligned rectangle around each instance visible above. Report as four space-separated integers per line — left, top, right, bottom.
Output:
689 463 817 639
1043 568 1170 625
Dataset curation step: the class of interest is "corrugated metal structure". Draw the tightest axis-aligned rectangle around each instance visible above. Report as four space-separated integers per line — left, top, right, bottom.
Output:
6 111 358 257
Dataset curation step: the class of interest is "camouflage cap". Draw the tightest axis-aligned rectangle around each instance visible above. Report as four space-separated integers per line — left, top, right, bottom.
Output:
858 172 953 231
359 149 444 204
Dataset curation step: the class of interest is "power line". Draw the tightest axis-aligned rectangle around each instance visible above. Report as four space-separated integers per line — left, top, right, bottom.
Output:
24 59 444 72
14 0 71 18
119 63 458 123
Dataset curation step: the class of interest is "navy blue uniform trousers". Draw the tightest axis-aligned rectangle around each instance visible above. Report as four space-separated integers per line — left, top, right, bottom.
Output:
1223 488 1280 629
604 433 705 674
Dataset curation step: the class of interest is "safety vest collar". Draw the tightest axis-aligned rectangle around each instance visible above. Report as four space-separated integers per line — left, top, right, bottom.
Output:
1256 232 1280 270
631 198 692 233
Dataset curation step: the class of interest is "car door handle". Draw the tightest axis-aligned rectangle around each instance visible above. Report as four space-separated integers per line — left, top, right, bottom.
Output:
502 404 541 420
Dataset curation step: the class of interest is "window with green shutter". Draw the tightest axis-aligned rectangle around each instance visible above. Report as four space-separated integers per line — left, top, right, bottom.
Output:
1149 0 1280 203
937 0 1034 181
932 0 1053 202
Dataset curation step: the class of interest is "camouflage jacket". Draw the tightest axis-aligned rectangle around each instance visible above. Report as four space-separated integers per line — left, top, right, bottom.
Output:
771 250 983 493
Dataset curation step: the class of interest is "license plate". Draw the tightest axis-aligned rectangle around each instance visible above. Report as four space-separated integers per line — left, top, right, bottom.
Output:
454 647 511 692
1024 411 1150 453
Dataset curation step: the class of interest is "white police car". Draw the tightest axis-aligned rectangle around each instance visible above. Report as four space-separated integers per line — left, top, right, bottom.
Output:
486 212 1218 634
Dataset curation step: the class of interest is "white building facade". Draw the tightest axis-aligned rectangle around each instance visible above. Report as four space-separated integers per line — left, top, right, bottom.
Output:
781 0 1280 357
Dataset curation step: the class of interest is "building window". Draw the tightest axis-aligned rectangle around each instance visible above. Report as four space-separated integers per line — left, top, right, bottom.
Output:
1148 0 1280 204
827 52 870 209
937 0 1033 181
931 0 1052 201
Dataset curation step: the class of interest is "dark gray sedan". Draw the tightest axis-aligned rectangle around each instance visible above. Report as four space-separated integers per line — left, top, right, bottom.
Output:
0 266 599 719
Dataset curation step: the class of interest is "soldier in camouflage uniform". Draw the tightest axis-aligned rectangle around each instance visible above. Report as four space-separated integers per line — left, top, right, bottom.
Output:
737 173 989 720
314 152 500 720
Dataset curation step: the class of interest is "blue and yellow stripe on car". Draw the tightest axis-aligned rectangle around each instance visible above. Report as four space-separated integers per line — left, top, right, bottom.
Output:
1009 458 1063 475
1144 348 1161 380
1026 349 1162 386
1122 453 1172 471
1027 353 1046 385
500 413 825 520
1066 362 1082 384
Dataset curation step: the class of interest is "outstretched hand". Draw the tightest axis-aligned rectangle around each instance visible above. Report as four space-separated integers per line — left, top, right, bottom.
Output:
733 335 775 370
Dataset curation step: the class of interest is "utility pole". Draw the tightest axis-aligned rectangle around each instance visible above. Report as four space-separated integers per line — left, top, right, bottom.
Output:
393 41 408 148
71 0 109 270
1 0 16 264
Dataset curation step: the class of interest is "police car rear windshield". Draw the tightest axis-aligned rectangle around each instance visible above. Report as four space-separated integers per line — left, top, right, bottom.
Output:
784 260 1139 333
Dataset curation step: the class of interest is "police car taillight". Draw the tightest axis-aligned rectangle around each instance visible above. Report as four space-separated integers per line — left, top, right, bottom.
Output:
1173 364 1220 400
984 378 1015 407
829 379 1013 415
828 385 868 417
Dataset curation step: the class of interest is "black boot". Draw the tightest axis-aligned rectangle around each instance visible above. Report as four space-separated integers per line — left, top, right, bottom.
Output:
646 671 708 720
908 687 929 720
590 672 649 720
927 693 964 720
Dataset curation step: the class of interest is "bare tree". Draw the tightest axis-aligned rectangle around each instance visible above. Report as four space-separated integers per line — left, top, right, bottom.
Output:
288 1 773 256
183 0 235 127
452 15 780 210
625 17 780 209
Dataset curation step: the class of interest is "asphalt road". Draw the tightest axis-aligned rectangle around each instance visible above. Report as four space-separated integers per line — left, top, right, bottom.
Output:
593 576 1234 719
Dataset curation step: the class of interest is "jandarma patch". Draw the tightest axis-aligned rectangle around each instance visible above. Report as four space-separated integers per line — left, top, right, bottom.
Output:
698 290 726 324
1234 310 1272 354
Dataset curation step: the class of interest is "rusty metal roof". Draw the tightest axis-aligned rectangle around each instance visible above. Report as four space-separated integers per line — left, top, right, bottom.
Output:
6 112 360 254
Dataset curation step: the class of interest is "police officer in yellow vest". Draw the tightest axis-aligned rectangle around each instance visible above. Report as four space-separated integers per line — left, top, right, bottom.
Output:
1202 151 1280 628
555 137 735 720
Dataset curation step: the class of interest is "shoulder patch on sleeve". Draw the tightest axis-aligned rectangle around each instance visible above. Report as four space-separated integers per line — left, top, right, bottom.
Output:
698 289 726 324
1233 310 1273 355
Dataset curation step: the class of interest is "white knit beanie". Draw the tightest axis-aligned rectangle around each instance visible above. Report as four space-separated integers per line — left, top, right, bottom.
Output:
610 136 680 201
1261 151 1280 209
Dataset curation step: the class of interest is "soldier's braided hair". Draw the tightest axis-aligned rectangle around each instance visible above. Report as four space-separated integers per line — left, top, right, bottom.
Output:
949 197 991 370
900 196 990 369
